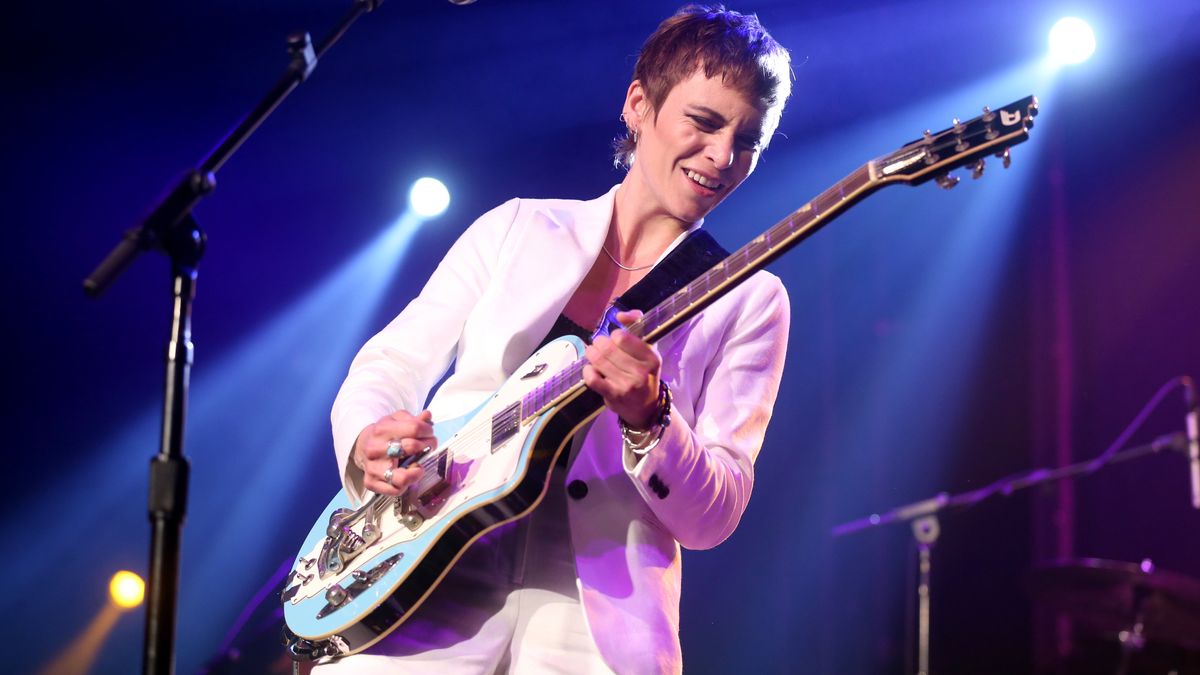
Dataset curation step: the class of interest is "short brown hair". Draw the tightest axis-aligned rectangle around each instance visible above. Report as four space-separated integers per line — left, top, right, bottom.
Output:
614 4 792 169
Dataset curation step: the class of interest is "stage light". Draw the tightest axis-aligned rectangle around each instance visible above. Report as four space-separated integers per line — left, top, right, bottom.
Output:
409 177 450 217
109 570 145 609
1049 17 1096 65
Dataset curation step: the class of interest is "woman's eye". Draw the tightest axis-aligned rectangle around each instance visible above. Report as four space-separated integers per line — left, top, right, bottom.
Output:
690 116 718 130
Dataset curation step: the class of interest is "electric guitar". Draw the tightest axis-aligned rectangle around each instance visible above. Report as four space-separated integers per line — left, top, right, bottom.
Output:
282 95 1039 660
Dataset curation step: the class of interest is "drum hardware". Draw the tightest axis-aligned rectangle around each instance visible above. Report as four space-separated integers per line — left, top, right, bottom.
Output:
1031 556 1200 673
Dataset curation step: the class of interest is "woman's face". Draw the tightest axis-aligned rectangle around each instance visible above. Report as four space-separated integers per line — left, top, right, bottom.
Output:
625 69 768 225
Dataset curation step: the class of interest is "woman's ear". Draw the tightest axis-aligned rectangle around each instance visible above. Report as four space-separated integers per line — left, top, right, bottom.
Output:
624 79 650 128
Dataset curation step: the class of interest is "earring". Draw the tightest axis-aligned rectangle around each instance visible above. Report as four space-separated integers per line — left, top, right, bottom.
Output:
620 113 638 144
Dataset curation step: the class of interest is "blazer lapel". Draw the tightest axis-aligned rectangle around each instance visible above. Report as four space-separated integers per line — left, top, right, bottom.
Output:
493 187 616 375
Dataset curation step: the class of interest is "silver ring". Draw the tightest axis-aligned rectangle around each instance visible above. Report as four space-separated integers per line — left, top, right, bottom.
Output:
386 440 403 458
382 467 395 486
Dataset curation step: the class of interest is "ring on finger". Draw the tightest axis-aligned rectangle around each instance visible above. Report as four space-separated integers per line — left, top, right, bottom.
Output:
386 440 402 458
382 467 395 486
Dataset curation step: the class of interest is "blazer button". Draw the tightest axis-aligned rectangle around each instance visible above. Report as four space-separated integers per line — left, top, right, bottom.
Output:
567 479 589 500
648 474 669 499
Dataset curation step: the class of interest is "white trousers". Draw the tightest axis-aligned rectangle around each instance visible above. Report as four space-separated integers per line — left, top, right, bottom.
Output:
310 466 612 674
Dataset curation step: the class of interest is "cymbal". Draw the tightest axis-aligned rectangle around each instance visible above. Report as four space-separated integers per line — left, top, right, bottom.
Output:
1031 558 1200 652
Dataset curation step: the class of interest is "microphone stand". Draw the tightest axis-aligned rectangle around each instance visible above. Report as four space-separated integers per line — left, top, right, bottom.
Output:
82 2 384 673
831 431 1190 675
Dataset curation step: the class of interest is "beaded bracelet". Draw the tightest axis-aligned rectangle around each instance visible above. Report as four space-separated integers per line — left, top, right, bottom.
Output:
619 380 672 455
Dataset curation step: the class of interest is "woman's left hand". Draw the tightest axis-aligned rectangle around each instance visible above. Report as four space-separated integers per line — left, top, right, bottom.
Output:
582 310 662 429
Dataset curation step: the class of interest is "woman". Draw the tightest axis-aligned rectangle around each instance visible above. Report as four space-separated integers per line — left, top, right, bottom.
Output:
316 5 792 673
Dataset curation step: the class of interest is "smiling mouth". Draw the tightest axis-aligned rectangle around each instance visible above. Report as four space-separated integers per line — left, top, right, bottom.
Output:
685 169 722 190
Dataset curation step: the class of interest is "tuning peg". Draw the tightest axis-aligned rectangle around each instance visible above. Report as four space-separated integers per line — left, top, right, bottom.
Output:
994 147 1012 169
921 131 939 165
953 117 965 134
971 159 985 179
935 174 960 190
981 106 996 123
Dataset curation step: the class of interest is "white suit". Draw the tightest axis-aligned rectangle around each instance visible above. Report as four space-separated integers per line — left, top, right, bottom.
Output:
329 186 789 673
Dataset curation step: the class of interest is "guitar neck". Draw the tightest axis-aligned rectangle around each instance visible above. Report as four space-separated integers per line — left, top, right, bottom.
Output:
633 94 1039 344
633 163 879 343
520 93 1039 421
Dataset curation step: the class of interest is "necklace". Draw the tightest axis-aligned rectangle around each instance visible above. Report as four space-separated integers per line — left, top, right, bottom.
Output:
601 245 653 272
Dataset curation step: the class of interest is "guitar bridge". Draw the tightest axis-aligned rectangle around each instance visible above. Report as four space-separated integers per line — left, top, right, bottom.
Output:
318 497 387 578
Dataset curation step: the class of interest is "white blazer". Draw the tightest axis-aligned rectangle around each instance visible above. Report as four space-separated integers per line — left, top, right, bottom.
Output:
331 186 790 674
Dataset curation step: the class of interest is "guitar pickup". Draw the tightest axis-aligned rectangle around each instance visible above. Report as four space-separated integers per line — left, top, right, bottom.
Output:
414 450 451 507
490 402 521 452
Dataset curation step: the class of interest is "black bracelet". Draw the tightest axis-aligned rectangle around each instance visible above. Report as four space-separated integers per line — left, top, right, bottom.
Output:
620 380 672 454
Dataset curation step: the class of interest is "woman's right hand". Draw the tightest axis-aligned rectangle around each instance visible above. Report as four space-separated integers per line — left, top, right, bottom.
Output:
352 409 438 495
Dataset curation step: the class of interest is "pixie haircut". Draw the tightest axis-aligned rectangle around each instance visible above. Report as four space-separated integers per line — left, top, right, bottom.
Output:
614 4 792 169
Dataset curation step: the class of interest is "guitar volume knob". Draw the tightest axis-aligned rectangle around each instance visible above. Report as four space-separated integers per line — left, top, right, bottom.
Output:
325 584 348 607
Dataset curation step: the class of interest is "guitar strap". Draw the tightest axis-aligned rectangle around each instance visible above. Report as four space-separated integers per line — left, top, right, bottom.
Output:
594 228 730 340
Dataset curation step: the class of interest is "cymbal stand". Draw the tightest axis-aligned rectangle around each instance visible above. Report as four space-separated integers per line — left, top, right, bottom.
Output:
912 515 940 675
1116 582 1149 675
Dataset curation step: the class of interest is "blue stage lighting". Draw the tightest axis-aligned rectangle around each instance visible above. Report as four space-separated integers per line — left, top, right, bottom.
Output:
409 177 451 217
1049 17 1096 65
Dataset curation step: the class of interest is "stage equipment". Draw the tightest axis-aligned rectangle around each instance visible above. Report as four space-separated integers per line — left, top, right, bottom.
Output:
1032 557 1200 671
1184 376 1199 509
110 571 147 610
81 2 386 673
1049 17 1096 65
834 375 1198 675
409 178 451 217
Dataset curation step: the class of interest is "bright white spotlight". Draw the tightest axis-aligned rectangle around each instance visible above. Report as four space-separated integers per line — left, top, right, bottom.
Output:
409 177 450 217
1049 17 1096 65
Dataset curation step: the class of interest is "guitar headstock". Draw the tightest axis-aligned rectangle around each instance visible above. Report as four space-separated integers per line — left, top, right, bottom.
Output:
872 95 1038 188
